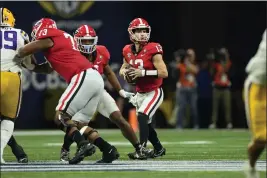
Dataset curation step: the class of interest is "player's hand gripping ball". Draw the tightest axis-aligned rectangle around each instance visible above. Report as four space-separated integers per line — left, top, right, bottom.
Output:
124 65 138 85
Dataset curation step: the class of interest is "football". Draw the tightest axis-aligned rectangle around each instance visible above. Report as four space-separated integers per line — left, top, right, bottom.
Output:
124 66 137 85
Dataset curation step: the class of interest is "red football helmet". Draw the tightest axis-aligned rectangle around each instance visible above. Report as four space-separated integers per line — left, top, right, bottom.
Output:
74 25 98 54
31 18 57 41
128 18 151 44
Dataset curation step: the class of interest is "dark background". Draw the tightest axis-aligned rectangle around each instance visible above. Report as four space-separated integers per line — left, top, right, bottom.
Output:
1 1 266 129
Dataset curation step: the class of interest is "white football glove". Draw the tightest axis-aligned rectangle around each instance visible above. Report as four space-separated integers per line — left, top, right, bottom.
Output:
22 55 36 70
119 89 135 99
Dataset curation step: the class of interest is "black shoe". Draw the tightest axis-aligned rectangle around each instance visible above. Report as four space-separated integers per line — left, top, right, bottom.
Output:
69 141 96 164
151 147 166 158
18 157 28 163
96 146 119 163
60 148 70 162
11 144 28 163
128 147 153 160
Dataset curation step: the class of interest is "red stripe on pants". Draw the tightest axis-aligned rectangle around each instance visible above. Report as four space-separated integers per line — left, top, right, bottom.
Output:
59 73 81 110
144 89 159 114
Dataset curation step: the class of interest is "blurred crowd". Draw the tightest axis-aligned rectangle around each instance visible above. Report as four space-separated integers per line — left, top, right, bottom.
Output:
168 47 240 129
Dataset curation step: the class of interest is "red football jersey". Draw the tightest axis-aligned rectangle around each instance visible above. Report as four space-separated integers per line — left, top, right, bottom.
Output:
91 45 110 75
36 28 92 83
123 42 163 92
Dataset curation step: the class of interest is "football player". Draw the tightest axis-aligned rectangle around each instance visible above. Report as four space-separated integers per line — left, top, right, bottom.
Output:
0 7 32 164
120 18 168 159
58 25 144 163
15 18 106 164
243 29 266 178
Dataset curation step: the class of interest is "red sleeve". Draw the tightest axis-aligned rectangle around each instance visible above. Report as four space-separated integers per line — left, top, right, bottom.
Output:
99 45 110 66
147 43 163 57
122 45 130 58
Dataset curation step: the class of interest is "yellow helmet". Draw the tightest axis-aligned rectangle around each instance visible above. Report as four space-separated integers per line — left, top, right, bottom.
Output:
0 7 15 27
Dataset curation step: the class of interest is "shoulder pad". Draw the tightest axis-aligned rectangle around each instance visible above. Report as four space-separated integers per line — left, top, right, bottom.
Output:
97 45 110 61
122 44 131 56
146 42 163 55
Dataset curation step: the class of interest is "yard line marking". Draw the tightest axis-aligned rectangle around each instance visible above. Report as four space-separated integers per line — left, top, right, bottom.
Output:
1 160 266 172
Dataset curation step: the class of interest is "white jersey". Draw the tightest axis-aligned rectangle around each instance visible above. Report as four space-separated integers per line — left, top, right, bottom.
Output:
245 29 266 85
0 27 29 73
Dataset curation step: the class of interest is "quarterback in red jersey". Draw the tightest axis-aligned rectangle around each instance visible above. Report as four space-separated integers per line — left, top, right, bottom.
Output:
120 18 168 159
59 24 143 163
16 18 103 164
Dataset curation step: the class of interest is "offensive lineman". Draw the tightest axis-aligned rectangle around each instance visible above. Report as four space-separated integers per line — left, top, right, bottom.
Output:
15 18 103 164
243 29 266 178
120 18 168 159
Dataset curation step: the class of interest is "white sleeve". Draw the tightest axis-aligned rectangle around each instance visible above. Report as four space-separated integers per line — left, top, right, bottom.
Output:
246 29 266 74
246 29 266 84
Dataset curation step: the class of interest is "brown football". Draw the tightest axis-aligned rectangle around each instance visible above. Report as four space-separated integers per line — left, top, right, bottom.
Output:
125 66 137 85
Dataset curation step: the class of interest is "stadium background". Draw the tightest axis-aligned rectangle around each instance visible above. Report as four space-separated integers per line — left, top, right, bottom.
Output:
1 1 266 129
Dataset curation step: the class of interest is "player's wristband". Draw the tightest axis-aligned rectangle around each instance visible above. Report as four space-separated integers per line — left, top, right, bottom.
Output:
142 70 158 77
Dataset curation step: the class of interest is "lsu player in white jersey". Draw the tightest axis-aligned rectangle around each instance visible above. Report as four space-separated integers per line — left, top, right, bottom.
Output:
0 7 31 164
243 29 266 178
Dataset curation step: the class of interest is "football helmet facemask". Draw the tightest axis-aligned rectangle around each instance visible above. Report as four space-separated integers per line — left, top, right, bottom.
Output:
128 18 151 44
74 25 98 54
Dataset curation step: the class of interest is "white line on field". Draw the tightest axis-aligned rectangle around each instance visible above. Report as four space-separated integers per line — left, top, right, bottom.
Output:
1 160 266 172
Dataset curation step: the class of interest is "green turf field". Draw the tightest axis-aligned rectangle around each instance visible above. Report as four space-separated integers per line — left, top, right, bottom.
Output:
1 129 266 178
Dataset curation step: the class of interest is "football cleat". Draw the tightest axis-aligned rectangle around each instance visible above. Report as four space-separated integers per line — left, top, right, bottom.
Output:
60 148 70 162
243 161 260 178
11 144 28 163
69 141 96 164
151 147 166 158
128 147 153 160
96 146 120 163
18 157 28 164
